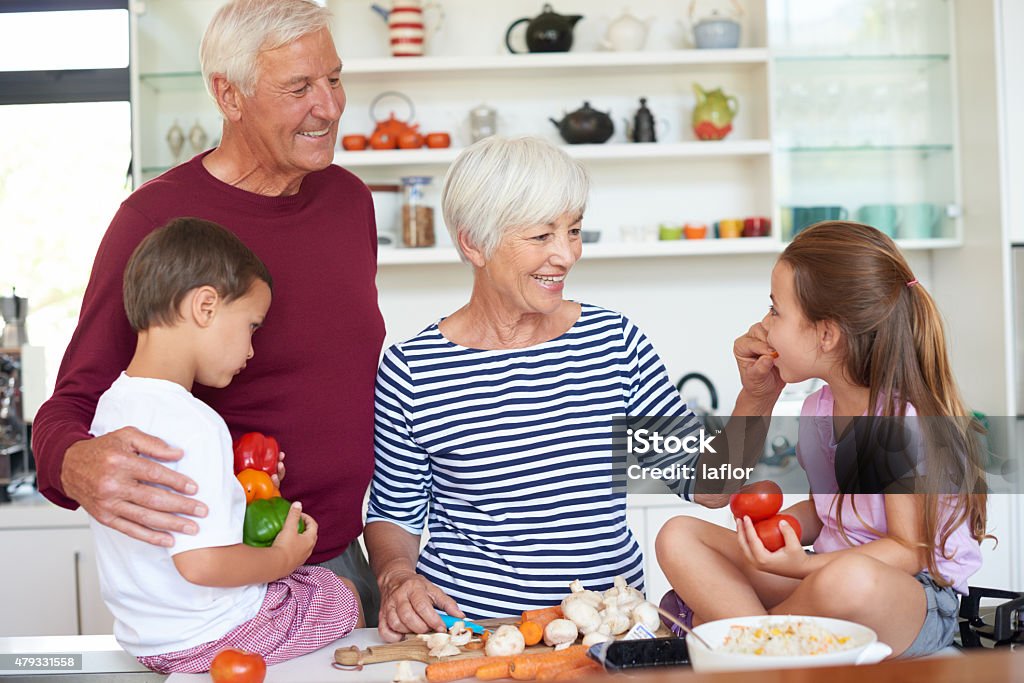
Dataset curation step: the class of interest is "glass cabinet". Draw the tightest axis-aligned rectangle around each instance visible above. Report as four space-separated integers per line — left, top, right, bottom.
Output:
768 0 959 243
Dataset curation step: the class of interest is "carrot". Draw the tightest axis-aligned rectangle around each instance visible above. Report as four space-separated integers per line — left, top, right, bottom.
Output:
475 660 511 680
425 655 513 683
552 661 603 680
508 645 589 681
536 658 592 681
521 605 563 627
518 621 544 646
521 605 564 631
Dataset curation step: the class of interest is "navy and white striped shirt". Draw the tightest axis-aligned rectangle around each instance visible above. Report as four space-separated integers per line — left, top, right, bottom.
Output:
366 303 701 618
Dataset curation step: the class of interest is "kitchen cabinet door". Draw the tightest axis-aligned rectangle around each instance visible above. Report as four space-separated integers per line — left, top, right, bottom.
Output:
768 0 960 245
0 527 112 637
641 503 735 604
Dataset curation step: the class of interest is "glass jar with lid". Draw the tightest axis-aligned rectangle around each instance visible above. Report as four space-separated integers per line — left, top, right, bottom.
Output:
400 175 435 248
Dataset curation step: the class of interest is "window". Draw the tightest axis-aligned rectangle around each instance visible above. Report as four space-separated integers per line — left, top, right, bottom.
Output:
0 1 131 395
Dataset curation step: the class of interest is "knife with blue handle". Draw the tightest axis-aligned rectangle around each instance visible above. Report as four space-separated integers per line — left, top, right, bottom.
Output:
436 611 489 634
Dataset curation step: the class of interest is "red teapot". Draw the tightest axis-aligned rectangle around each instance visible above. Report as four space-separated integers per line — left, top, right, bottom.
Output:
368 91 419 150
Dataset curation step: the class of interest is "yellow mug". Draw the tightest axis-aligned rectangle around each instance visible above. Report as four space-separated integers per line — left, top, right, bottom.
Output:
719 218 743 239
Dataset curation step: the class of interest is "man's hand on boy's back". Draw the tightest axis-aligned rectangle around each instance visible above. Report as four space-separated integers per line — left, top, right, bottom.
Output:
61 427 207 547
271 502 317 576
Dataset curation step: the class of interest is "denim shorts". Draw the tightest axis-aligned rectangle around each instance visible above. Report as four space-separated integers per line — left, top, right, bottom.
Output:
899 571 960 658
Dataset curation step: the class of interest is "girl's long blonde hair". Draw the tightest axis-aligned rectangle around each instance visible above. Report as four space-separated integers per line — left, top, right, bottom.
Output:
780 221 989 585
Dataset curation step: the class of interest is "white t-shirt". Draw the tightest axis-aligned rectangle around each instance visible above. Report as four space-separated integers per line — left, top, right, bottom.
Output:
88 373 266 656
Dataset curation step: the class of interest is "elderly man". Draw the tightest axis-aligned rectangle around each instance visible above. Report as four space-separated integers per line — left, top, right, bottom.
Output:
32 0 383 622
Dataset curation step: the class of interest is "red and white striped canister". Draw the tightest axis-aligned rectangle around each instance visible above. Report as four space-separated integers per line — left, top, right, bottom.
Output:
388 0 427 57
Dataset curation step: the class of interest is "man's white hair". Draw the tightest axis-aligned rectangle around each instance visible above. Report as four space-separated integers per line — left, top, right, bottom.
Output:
441 136 590 263
200 0 332 104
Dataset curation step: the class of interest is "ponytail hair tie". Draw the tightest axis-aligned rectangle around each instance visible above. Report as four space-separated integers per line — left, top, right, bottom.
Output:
907 279 919 288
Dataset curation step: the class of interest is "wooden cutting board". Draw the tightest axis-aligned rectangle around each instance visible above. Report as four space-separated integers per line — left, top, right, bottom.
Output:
333 618 544 666
333 618 672 666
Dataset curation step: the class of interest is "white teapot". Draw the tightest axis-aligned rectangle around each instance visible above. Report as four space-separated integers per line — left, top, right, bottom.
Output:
600 9 652 51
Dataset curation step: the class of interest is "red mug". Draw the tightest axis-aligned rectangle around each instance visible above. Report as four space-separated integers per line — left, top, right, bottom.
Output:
743 216 771 237
341 134 368 151
397 131 425 149
425 132 451 149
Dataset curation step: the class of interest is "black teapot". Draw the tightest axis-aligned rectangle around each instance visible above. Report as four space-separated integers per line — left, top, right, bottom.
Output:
505 3 584 54
550 101 614 145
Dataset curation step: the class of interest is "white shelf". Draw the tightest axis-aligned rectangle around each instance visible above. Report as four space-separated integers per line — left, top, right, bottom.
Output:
137 49 769 91
341 49 770 79
378 238 783 265
336 140 772 168
377 236 961 266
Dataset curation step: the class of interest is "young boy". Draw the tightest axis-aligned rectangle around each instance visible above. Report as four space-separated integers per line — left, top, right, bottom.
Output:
88 217 361 674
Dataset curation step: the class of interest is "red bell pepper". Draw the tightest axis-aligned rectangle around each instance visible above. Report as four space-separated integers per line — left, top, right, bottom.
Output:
232 432 280 476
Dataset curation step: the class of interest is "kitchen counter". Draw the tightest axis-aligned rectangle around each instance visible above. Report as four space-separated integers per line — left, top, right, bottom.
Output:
169 637 1018 683
0 493 89 529
2 630 1017 682
0 634 162 680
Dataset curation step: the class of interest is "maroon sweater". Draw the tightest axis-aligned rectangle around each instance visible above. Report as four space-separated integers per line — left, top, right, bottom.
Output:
32 153 385 563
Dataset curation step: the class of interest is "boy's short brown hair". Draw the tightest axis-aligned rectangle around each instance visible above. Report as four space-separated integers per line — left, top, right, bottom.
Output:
123 217 272 332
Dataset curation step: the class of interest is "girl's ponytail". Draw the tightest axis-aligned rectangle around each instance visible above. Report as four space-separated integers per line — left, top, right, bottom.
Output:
907 283 958 417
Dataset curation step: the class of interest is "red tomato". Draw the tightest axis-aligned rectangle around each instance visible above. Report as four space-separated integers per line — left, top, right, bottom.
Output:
729 480 783 523
753 514 802 552
209 648 266 683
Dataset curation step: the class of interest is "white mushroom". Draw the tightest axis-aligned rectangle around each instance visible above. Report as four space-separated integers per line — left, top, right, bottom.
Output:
544 618 579 650
417 633 461 658
599 608 632 636
562 598 602 634
632 601 662 633
393 660 425 683
582 631 613 647
562 579 602 610
447 622 473 648
485 624 526 657
602 576 644 611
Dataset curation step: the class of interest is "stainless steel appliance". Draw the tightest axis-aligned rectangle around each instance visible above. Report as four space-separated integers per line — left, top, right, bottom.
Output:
0 290 33 499
0 290 28 347
0 352 28 500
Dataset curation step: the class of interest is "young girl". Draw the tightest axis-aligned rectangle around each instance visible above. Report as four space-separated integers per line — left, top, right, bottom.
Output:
656 221 988 658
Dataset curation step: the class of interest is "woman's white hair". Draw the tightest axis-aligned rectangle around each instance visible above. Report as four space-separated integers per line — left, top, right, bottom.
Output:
441 136 590 263
200 0 332 102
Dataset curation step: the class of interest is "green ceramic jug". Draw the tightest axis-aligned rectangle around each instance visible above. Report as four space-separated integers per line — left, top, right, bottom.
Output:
692 83 738 140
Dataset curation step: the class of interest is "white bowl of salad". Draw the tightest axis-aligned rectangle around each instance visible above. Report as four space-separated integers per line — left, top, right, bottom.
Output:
687 615 893 672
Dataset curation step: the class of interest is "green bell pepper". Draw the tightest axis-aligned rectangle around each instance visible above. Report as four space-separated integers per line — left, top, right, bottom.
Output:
243 496 306 547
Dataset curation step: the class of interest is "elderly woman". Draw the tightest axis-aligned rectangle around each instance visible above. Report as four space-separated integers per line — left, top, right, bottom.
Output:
365 137 780 641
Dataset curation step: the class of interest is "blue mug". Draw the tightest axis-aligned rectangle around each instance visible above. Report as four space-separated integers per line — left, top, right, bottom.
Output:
793 206 848 236
899 203 942 239
856 204 902 238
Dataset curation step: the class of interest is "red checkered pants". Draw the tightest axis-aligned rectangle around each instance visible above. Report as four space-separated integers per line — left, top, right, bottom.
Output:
136 565 359 674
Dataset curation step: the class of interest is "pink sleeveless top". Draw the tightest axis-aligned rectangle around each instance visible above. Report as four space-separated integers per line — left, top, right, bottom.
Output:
796 386 982 594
